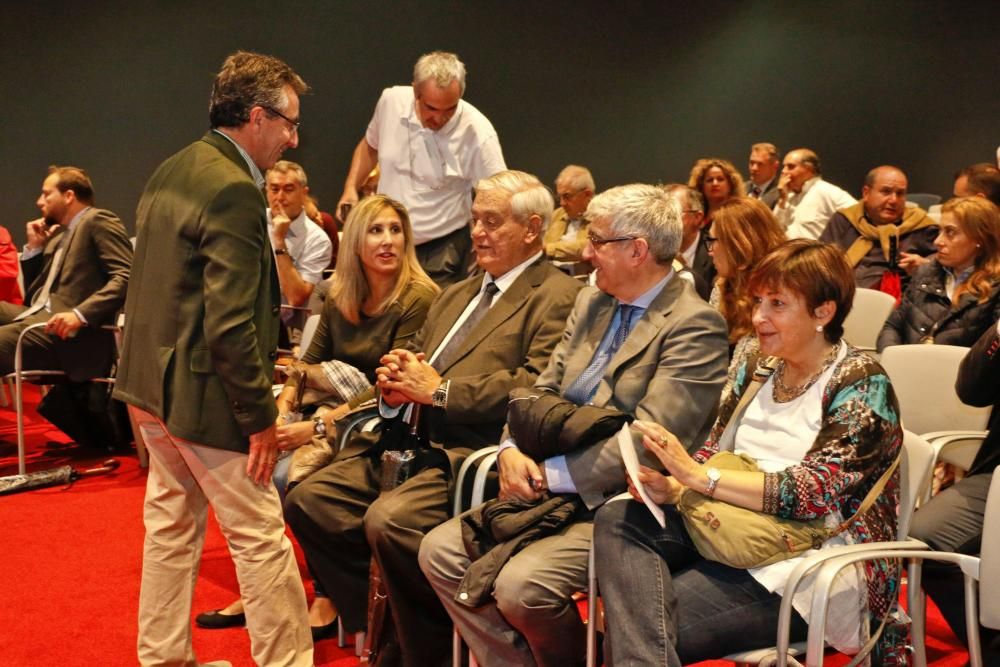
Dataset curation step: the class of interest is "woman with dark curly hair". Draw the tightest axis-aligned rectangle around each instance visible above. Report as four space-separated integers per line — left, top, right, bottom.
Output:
687 157 746 224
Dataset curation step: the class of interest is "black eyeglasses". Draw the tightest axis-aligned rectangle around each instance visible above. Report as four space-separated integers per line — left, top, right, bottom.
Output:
262 105 301 132
704 234 718 251
587 234 637 247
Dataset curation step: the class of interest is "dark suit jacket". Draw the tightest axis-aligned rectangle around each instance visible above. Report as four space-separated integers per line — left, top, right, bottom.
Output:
750 177 780 208
336 257 581 461
114 131 281 452
536 276 729 509
19 208 132 380
957 325 1000 476
688 233 716 301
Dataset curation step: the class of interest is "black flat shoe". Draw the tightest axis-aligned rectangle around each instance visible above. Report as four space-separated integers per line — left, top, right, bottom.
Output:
311 617 339 642
195 609 247 629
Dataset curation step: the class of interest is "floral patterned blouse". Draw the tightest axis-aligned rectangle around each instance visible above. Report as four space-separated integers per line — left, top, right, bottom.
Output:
694 343 908 665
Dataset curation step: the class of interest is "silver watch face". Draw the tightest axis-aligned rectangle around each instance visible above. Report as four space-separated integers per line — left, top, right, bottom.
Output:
707 467 721 482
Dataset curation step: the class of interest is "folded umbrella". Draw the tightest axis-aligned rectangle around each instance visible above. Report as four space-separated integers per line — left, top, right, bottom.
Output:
0 458 120 495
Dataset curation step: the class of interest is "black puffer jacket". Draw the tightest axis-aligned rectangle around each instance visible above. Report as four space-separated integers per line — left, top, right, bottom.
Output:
877 259 1000 351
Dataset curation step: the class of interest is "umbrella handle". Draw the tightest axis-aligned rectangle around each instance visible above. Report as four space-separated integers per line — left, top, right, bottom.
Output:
75 458 121 478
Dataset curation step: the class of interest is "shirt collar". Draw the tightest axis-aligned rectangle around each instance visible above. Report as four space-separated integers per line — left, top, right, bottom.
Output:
798 176 821 196
267 208 308 236
65 206 91 232
486 251 543 295
622 271 674 309
943 263 975 286
212 129 265 188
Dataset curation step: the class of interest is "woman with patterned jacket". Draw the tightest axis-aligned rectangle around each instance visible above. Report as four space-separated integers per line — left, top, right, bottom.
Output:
594 240 907 665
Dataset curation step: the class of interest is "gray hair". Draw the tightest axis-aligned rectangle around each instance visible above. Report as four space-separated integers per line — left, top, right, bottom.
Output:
556 165 596 192
267 160 308 187
587 184 682 264
661 183 704 214
413 51 467 96
476 170 554 232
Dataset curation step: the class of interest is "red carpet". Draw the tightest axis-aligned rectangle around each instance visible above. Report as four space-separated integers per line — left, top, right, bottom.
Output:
0 386 969 666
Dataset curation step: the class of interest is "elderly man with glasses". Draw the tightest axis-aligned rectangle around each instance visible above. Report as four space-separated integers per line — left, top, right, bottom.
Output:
419 183 728 667
543 164 596 275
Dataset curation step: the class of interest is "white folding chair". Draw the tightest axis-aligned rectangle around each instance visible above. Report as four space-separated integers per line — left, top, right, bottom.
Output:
880 344 991 499
841 288 896 353
806 463 1000 667
583 432 933 667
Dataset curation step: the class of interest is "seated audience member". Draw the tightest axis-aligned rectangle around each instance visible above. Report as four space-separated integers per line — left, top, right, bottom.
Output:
687 157 746 226
707 197 787 359
304 193 339 270
909 320 1000 663
419 184 729 667
0 166 131 380
544 164 595 274
773 148 856 239
747 142 782 207
820 165 937 294
265 160 333 339
284 170 581 666
954 162 1000 206
877 197 1000 351
0 224 22 304
594 239 906 665
663 183 714 300
195 194 439 637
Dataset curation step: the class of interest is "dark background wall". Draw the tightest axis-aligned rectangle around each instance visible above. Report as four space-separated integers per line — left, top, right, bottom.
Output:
2 1 997 245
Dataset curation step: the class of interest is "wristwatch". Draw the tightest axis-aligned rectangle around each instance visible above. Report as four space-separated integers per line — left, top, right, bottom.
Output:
705 467 721 497
431 380 450 409
274 247 290 257
312 415 327 437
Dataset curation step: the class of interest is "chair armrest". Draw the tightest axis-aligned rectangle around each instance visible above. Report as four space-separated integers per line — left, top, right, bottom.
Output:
454 446 499 516
805 548 978 666
334 405 380 454
774 539 929 666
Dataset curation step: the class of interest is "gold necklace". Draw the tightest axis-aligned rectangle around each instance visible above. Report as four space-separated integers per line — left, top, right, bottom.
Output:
772 344 840 403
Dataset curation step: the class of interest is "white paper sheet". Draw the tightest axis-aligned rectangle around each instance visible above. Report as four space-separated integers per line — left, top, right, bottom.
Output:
617 423 666 528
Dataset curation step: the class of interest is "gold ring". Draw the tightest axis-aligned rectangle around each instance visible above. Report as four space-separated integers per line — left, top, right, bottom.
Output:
659 435 668 446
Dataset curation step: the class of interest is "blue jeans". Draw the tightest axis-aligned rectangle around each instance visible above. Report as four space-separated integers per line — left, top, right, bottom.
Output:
593 499 808 666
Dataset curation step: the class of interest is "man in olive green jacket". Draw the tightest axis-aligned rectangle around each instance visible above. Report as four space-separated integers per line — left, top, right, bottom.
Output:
113 51 312 667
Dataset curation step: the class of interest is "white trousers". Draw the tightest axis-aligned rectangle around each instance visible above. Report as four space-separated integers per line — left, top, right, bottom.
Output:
131 406 313 667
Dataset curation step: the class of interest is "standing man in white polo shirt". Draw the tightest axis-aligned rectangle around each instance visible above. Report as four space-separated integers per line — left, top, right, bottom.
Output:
336 51 507 288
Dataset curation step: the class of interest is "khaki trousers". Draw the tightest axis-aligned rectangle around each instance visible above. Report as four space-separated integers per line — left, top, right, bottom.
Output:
131 406 313 667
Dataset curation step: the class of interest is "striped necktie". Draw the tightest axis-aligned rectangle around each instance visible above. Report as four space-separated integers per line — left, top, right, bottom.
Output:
564 304 638 404
432 281 500 371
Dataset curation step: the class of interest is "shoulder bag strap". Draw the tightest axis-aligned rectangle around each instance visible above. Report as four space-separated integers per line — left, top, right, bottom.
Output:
716 356 780 452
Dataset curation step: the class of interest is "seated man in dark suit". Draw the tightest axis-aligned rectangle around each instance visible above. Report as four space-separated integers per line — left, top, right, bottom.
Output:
663 183 714 299
820 165 937 293
0 166 131 381
909 320 1000 663
284 169 581 666
419 183 729 667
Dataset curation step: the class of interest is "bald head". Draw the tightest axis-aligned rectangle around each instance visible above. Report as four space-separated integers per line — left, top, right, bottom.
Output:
862 166 908 224
781 148 821 193
954 163 1000 206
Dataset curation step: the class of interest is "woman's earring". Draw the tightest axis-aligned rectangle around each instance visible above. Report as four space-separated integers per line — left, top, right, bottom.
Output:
815 324 823 333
